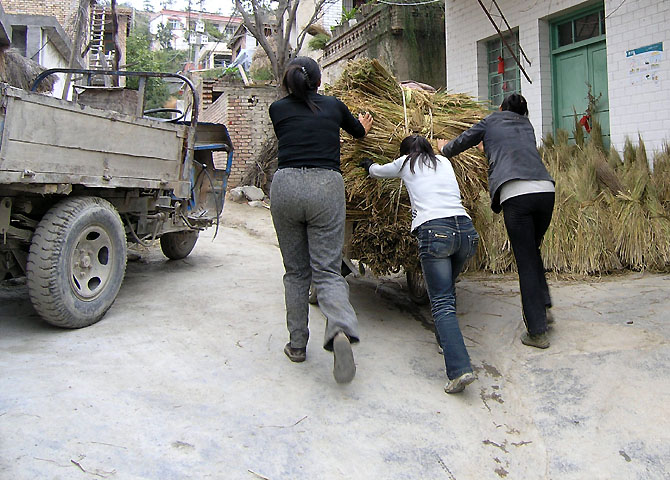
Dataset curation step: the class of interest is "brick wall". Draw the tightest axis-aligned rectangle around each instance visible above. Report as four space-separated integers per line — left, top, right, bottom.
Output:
446 0 670 153
201 80 277 187
2 0 77 35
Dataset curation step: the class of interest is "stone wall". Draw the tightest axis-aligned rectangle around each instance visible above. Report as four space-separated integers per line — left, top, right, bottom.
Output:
201 79 277 188
321 3 446 89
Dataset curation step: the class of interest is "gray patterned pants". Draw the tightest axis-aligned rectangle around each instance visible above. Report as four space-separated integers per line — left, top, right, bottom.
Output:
270 167 360 351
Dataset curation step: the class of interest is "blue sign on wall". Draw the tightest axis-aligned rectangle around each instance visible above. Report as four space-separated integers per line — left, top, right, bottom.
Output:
626 42 663 57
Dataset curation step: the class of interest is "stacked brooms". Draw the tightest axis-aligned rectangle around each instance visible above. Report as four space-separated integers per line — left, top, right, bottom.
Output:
327 59 670 277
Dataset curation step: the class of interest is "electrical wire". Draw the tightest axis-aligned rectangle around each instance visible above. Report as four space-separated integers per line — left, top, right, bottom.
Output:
201 163 222 239
189 160 222 239
377 0 443 6
605 0 627 19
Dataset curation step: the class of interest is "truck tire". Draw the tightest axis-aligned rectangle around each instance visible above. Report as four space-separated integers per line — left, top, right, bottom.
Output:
160 230 199 260
406 269 430 305
26 197 127 328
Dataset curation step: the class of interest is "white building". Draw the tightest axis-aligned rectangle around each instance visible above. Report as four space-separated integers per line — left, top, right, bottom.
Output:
445 0 670 153
149 9 241 67
198 42 233 70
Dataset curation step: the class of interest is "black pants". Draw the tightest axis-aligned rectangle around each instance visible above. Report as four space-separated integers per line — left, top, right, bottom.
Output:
502 192 554 335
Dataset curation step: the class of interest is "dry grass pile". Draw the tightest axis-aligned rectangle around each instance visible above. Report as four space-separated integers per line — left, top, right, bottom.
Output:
538 129 670 275
327 59 489 275
0 47 55 93
330 59 670 276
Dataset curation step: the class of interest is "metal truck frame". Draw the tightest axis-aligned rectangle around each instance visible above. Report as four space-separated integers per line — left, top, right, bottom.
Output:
0 69 233 328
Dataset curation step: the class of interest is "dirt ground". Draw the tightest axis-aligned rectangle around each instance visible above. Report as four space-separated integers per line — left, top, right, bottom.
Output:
1 200 669 480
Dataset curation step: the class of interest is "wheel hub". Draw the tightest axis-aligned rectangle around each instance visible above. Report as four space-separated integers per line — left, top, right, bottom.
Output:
69 226 115 301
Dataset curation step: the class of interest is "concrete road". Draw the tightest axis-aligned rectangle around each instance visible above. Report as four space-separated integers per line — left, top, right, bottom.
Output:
1 201 669 480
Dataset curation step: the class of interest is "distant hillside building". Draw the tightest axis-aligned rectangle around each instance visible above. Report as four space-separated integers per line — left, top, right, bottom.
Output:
148 9 241 69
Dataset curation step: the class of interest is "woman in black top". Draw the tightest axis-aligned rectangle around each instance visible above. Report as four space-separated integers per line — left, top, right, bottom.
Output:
438 94 555 349
269 57 373 382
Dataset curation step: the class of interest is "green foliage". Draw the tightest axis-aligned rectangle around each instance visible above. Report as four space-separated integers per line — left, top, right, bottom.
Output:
250 66 273 82
308 33 330 51
204 21 224 41
125 29 187 111
198 68 224 79
156 23 174 50
342 7 357 22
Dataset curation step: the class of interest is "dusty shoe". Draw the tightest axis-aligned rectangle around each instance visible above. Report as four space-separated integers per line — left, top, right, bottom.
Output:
284 343 306 363
521 332 550 349
332 332 356 383
444 372 475 394
546 309 555 325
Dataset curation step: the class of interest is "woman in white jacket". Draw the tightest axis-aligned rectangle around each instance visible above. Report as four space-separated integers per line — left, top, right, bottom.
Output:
360 135 479 394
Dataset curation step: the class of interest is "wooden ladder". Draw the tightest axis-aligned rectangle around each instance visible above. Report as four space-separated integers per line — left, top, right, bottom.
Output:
89 6 106 69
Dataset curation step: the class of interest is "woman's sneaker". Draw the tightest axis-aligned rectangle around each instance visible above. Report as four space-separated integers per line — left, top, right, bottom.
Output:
332 332 356 383
521 332 550 349
444 372 475 394
546 309 555 325
284 343 306 362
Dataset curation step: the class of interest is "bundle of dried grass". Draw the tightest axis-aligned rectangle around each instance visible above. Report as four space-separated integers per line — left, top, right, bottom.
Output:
240 137 277 193
0 47 55 93
541 130 670 274
327 59 490 276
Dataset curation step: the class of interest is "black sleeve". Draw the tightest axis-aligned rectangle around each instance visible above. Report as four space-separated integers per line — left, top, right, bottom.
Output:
441 117 487 158
338 99 366 138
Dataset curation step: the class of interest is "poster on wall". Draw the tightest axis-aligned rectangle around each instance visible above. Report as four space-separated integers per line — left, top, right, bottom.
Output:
627 42 663 86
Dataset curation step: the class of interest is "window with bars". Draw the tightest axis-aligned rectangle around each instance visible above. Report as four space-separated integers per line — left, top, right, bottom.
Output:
555 8 605 49
486 32 520 109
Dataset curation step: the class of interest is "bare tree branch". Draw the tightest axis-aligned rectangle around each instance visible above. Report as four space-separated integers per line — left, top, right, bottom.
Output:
295 0 334 53
233 0 337 84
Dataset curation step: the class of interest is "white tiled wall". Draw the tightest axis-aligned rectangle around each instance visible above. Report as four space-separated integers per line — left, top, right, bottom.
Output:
322 0 342 31
605 0 670 153
446 0 670 153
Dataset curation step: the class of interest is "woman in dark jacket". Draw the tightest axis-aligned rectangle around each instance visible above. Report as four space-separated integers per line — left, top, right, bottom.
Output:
437 93 555 349
269 57 373 382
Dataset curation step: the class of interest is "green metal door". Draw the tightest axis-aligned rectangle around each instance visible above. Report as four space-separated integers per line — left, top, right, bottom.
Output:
551 6 609 145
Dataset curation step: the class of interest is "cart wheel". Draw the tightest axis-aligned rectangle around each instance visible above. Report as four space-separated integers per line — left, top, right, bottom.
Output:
308 283 318 304
406 269 430 305
26 197 127 328
160 230 199 260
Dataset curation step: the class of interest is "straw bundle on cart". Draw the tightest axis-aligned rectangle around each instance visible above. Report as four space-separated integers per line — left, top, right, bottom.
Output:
327 59 490 276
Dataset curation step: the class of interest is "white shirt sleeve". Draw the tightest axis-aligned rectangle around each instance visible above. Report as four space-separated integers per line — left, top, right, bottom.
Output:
368 156 405 179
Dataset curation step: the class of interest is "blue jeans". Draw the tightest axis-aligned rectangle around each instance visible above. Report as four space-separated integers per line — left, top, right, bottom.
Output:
416 217 479 380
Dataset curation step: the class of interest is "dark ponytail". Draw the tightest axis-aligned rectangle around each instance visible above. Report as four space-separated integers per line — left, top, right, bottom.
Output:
283 57 321 113
399 134 438 173
500 93 529 116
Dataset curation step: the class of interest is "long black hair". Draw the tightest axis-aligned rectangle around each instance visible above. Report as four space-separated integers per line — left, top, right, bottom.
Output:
399 134 438 173
283 57 321 113
500 93 529 116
